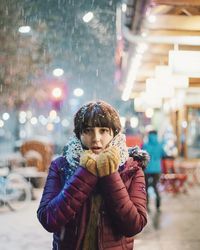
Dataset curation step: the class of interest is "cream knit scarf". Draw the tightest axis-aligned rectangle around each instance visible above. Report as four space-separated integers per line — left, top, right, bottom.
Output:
62 133 129 180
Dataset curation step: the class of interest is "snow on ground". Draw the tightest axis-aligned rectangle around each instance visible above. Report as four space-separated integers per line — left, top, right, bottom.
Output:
0 189 52 250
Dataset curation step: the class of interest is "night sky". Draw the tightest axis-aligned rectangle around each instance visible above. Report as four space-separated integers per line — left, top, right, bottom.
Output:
0 0 121 108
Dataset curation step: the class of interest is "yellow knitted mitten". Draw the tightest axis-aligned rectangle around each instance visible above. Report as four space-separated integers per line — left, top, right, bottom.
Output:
80 150 98 176
97 146 120 177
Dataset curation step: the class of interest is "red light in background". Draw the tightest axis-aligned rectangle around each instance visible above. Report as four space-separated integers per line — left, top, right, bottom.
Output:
52 87 62 100
51 87 63 111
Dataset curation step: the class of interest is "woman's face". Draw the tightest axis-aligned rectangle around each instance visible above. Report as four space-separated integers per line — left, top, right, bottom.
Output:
80 127 114 154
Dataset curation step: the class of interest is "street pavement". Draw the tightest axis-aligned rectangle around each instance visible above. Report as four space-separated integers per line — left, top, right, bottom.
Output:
0 186 200 250
134 185 200 250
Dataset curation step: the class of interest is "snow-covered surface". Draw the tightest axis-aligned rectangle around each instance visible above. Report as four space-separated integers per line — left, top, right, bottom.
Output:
0 189 52 250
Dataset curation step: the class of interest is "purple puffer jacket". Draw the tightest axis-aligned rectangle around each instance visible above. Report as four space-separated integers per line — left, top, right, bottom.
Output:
37 156 147 250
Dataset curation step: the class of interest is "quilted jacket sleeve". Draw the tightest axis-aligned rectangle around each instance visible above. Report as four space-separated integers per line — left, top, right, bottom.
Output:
37 157 98 232
99 159 147 237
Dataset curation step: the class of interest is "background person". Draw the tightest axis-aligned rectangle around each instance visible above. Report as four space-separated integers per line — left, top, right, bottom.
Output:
37 100 148 250
142 130 166 212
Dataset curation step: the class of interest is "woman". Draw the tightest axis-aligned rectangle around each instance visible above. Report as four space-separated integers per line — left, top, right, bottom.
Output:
37 100 148 250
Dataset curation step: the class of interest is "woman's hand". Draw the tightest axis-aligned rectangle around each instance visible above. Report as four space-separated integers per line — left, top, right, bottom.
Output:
97 146 120 177
80 150 98 176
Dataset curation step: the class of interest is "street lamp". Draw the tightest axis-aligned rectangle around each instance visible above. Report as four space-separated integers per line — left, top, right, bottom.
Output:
52 68 64 77
82 10 115 23
73 88 84 97
82 12 94 23
18 25 31 33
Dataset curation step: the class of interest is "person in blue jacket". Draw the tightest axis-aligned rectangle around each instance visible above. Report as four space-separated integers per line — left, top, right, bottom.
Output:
142 130 166 212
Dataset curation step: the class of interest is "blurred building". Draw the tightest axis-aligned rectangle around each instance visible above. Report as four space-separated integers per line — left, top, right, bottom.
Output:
117 0 200 160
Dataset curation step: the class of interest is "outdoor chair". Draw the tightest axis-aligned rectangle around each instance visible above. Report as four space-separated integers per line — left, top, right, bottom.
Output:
20 140 53 172
160 158 188 194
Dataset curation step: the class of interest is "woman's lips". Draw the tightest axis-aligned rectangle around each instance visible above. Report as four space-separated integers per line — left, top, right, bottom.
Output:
91 147 102 154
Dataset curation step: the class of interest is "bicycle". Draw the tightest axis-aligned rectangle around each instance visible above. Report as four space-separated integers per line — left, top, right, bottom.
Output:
0 161 32 211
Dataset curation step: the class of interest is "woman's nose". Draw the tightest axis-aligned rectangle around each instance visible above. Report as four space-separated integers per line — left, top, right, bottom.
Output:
92 131 101 141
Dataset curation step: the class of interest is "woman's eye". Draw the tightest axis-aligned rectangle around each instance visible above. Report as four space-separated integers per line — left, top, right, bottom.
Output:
84 128 92 134
100 128 110 133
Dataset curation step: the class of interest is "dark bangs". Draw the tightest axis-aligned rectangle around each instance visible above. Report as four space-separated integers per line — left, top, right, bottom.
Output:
74 101 121 138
